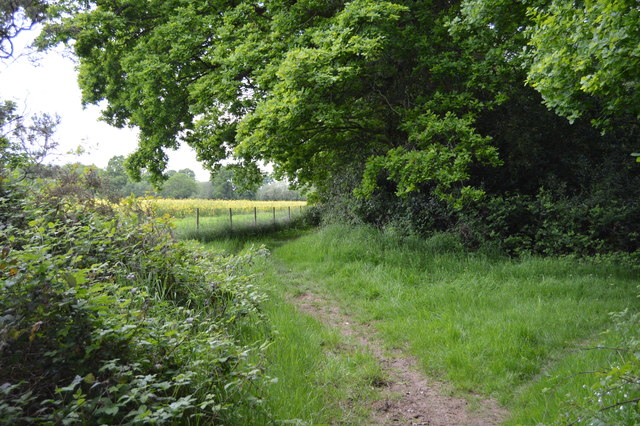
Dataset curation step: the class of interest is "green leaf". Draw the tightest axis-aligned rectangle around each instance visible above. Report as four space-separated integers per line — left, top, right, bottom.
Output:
83 373 95 384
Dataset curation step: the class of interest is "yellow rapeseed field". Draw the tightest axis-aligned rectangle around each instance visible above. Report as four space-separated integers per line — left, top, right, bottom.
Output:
151 198 307 217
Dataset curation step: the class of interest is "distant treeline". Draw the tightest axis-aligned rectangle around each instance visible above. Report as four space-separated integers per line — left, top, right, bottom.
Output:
27 156 305 201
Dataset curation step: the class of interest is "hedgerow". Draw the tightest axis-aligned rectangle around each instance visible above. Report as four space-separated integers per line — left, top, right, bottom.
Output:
0 168 272 424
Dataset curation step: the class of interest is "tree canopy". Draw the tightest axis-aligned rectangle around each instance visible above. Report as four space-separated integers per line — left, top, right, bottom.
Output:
40 0 501 201
159 170 197 199
526 0 640 125
38 0 638 208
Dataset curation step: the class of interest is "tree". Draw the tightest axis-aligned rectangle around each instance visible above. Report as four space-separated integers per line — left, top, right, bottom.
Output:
1 0 48 58
159 170 197 199
101 155 156 197
526 0 640 126
39 0 639 210
2 0 60 174
178 168 195 179
210 167 235 200
1 99 60 172
41 0 507 203
210 165 255 200
104 155 129 190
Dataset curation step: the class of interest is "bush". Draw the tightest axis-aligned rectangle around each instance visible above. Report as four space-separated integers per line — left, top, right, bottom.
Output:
0 170 271 424
318 173 455 237
459 190 640 257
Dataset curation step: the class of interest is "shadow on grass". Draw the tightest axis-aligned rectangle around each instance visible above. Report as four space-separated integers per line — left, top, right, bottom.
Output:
178 218 314 253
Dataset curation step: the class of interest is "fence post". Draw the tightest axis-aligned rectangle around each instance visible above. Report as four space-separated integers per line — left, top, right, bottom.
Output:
254 207 257 226
196 208 200 232
272 207 276 224
288 206 291 220
229 208 233 230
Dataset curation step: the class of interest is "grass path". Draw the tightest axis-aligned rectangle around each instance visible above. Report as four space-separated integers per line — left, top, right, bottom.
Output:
202 224 639 424
290 285 507 425
210 231 507 423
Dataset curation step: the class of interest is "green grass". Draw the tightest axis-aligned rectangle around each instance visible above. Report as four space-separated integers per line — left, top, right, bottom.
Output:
274 227 638 424
248 225 637 424
233 258 384 424
187 224 638 424
200 231 383 424
173 209 304 240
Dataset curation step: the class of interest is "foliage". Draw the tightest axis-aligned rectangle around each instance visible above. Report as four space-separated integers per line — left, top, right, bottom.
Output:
526 0 640 126
458 189 640 257
0 99 60 172
0 0 48 58
209 165 256 200
39 0 511 201
562 306 640 424
177 168 195 179
103 156 202 199
103 155 155 198
0 168 272 424
159 170 197 199
358 111 501 206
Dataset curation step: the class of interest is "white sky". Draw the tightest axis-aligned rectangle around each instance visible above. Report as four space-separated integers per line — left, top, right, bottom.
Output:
0 29 212 181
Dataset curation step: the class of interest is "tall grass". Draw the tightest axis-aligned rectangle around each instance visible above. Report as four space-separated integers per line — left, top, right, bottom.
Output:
264 225 639 424
209 242 382 424
182 224 638 423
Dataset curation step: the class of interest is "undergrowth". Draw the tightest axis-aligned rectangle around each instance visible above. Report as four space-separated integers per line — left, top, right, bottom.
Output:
0 169 274 424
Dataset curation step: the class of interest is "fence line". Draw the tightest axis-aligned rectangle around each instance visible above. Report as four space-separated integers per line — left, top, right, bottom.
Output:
191 205 308 232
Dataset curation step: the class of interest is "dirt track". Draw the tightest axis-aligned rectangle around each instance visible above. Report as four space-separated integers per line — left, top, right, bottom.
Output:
293 292 507 425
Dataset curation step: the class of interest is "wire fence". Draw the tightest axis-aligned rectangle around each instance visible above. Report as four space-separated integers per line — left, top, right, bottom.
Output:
175 205 308 235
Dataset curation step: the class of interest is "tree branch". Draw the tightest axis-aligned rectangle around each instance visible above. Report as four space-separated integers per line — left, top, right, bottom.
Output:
600 397 640 412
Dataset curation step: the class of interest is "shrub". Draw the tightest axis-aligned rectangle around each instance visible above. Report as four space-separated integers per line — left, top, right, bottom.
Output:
459 189 640 257
0 170 271 424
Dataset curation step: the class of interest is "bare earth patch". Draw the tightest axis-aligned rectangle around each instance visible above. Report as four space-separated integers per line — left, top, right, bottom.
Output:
292 292 508 425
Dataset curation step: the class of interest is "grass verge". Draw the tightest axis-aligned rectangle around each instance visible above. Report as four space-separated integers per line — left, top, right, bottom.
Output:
259 225 639 424
200 231 383 424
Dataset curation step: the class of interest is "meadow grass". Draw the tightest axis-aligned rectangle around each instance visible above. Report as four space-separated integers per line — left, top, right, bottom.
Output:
226 255 384 424
173 208 306 241
253 225 638 424
185 224 638 423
